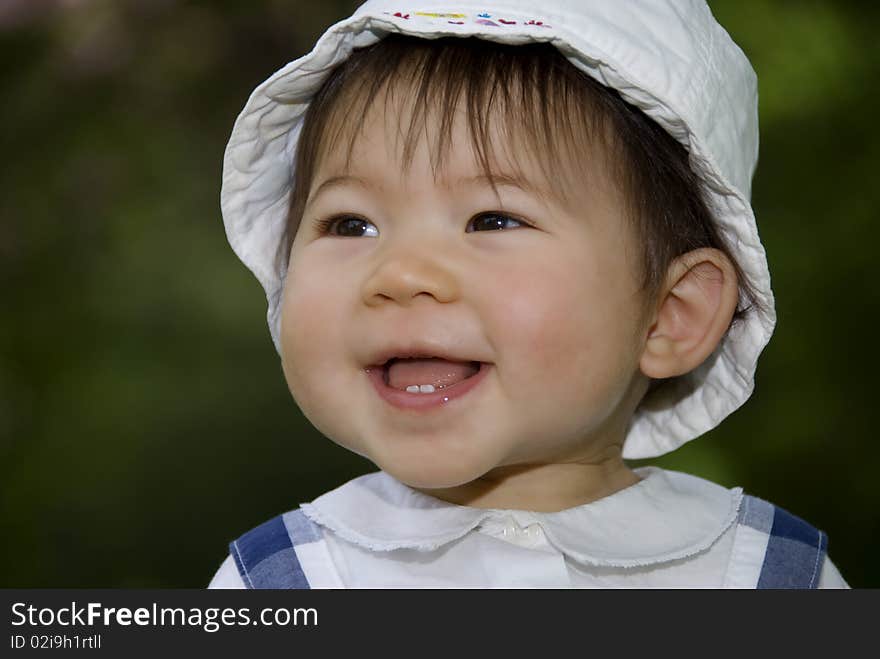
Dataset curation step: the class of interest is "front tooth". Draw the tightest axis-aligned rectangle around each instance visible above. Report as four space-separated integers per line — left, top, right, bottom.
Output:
405 384 436 393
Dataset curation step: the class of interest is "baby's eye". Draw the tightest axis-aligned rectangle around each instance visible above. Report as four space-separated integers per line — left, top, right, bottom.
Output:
315 215 379 237
466 212 525 232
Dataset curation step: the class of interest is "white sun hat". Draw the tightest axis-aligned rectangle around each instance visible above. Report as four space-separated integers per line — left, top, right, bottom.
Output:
220 0 775 460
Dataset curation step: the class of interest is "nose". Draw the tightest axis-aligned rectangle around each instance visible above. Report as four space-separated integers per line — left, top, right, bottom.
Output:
361 248 460 308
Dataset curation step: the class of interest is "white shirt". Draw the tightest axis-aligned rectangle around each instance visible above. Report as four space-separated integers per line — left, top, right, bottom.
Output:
209 466 849 588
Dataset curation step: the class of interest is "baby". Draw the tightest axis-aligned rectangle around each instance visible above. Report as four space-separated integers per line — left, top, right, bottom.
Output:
210 0 848 588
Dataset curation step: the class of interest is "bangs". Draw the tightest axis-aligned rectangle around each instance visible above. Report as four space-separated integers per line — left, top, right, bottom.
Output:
287 35 626 233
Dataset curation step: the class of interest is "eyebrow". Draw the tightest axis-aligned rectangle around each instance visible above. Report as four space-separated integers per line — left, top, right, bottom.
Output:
465 173 556 202
305 175 372 208
305 172 560 208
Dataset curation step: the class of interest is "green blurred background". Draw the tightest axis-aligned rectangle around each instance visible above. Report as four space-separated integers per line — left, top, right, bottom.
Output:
1 0 877 588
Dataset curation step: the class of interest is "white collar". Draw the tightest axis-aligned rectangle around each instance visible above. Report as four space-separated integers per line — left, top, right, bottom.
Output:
300 466 742 568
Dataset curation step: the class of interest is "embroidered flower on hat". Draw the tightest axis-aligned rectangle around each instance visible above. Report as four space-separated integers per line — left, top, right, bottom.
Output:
413 11 466 18
383 10 550 28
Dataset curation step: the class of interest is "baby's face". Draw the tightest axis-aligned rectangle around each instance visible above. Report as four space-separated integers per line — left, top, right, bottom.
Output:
280 93 653 492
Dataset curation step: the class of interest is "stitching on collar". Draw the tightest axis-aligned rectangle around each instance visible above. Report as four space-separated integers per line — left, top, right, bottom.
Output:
300 501 491 552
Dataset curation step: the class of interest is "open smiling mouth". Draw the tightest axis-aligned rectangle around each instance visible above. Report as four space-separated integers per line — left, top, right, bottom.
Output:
366 358 490 411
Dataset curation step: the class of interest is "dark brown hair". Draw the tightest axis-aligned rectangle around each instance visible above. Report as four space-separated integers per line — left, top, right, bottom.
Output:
284 34 763 331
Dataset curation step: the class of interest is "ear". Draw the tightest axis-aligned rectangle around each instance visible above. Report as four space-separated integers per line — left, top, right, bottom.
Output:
640 248 740 379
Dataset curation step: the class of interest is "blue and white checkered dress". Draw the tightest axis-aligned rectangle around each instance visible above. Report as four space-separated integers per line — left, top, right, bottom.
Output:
229 493 829 589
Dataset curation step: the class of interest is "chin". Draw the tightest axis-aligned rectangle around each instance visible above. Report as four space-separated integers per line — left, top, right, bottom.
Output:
374 454 496 491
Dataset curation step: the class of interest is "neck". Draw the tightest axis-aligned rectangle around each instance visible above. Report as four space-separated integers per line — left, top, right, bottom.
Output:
414 449 642 512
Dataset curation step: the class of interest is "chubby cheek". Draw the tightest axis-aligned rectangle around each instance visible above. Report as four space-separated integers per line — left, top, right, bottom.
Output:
279 264 360 441
488 252 638 446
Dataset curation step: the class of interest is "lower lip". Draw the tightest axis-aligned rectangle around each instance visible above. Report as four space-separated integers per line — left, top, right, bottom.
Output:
365 362 491 411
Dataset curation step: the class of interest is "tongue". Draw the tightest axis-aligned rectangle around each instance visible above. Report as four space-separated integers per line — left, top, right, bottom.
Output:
387 358 479 391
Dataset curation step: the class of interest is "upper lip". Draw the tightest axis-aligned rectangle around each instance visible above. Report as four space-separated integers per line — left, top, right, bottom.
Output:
365 342 486 368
